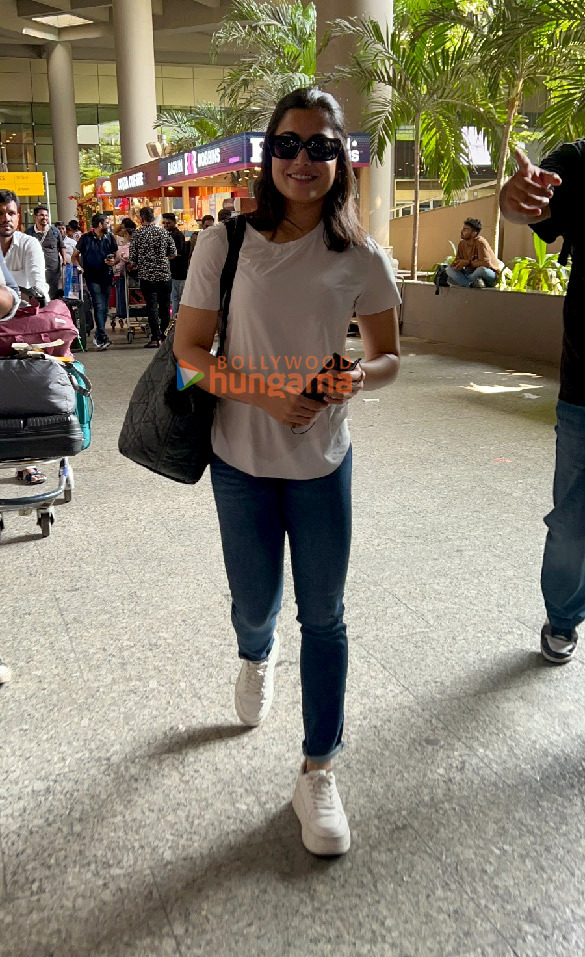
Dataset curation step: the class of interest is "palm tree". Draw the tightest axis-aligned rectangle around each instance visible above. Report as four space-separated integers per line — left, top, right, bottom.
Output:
154 104 245 153
210 0 320 129
420 0 581 253
332 11 497 278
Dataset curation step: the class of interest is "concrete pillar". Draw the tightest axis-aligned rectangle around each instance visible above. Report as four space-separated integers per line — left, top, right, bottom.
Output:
113 0 158 169
316 0 393 246
46 42 81 222
182 185 191 219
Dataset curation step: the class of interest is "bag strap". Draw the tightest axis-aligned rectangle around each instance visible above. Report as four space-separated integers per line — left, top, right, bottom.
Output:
217 214 247 357
67 363 92 397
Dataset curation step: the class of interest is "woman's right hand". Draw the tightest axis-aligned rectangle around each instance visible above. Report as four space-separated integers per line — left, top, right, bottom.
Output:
259 387 325 428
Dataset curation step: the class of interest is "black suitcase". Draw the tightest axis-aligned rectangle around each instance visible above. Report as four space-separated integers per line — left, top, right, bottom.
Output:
0 412 84 460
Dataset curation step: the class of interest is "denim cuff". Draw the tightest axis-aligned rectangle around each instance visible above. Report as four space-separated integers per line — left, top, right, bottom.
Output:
302 741 344 763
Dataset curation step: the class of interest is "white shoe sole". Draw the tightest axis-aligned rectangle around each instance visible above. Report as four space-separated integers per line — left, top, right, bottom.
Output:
540 645 576 664
292 788 351 857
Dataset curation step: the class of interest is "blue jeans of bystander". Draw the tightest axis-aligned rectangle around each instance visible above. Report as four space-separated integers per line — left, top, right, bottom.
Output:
446 265 498 287
171 278 185 318
542 400 585 631
210 449 352 762
86 280 111 342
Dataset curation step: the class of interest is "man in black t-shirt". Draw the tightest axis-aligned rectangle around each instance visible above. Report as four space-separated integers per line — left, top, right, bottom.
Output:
162 213 188 319
72 212 118 350
501 144 585 664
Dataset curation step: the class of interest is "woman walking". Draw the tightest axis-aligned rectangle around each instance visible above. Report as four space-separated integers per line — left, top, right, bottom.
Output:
174 88 401 856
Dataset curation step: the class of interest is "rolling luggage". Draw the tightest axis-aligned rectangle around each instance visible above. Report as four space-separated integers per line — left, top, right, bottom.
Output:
0 353 89 460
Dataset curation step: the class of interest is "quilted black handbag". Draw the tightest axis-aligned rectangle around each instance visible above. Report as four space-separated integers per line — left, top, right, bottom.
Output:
118 215 246 483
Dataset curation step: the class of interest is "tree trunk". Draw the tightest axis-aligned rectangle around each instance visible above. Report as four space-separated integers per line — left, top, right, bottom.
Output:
493 79 522 256
411 115 421 280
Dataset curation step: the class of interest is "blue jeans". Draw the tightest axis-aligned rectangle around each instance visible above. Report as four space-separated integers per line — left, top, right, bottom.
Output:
542 400 585 631
446 265 497 287
210 449 352 762
171 278 185 318
115 276 127 319
86 280 111 341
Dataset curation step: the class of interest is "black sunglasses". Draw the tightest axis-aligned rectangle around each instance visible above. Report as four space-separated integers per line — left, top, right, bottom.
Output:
269 133 343 163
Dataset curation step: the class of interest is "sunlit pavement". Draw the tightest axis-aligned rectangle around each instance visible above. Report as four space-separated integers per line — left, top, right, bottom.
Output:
2 330 583 957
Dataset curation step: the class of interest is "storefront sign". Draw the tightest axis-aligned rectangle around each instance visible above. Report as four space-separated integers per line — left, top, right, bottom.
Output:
160 132 370 185
346 135 370 166
0 171 45 196
117 170 146 192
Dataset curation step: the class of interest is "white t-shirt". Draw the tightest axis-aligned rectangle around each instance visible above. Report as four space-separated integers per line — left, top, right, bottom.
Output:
181 221 401 479
63 236 78 264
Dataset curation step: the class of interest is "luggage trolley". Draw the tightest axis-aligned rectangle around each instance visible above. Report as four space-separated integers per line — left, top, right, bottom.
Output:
0 354 92 540
62 265 88 351
0 457 74 539
124 272 150 343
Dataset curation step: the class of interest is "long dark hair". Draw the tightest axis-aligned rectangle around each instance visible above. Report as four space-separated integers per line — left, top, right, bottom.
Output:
249 88 366 252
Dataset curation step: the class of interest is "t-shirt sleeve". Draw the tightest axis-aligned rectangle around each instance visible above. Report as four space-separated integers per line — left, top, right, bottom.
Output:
167 234 177 258
531 141 582 244
354 240 401 315
181 225 228 311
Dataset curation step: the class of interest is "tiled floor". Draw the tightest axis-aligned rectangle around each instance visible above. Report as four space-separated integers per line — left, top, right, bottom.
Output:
1 331 583 956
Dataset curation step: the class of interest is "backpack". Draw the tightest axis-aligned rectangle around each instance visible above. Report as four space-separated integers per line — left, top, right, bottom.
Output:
0 299 80 358
434 263 450 295
69 359 93 450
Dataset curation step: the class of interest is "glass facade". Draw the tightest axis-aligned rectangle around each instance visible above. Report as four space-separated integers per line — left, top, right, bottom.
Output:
0 102 198 222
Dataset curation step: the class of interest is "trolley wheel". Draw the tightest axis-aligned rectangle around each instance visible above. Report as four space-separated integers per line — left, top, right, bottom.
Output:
39 512 53 538
63 488 72 503
127 330 134 343
110 319 116 331
118 318 126 329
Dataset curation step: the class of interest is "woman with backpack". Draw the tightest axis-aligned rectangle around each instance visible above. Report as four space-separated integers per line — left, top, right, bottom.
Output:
174 88 401 856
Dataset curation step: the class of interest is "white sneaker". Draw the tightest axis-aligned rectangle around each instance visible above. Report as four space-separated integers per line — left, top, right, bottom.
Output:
292 762 351 856
0 658 12 684
234 631 279 727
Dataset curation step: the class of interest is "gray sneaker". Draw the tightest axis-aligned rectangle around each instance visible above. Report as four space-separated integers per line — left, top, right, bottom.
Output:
0 658 12 684
234 632 279 726
541 620 578 663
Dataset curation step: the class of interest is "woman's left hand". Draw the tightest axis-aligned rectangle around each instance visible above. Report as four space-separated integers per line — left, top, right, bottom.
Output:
322 365 366 405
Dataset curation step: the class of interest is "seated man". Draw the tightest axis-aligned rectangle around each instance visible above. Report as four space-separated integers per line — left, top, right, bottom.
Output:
446 218 500 288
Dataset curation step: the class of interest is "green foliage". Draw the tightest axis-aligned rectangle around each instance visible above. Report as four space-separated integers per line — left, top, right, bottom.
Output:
155 105 246 153
211 0 318 129
331 15 495 201
79 144 121 181
498 233 570 294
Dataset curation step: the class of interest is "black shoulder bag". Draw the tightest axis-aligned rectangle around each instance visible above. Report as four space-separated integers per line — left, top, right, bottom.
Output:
118 214 246 484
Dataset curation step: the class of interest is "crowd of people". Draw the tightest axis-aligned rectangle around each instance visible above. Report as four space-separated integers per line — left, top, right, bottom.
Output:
0 188 224 353
1 85 584 861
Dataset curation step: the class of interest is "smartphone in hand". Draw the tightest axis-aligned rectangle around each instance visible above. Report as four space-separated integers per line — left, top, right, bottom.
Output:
301 353 360 403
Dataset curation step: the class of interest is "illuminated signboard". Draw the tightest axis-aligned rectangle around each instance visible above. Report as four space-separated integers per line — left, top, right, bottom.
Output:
116 170 146 192
160 133 370 183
